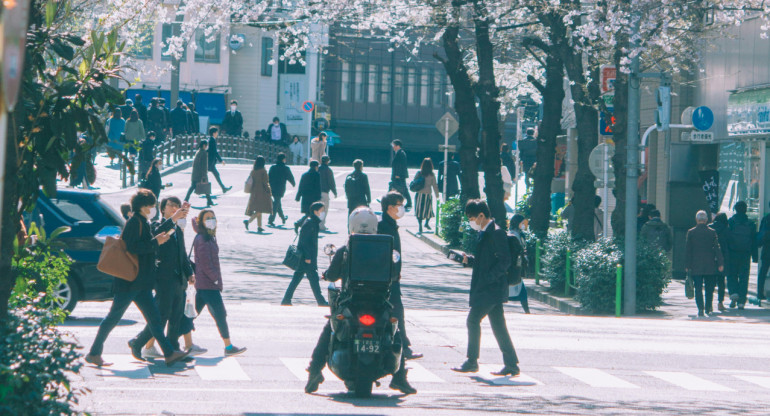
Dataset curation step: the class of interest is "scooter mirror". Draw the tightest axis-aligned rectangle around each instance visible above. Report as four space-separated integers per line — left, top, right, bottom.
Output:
392 250 400 263
324 243 337 256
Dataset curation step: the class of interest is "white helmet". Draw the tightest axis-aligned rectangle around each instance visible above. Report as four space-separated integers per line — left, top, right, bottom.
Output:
348 207 378 234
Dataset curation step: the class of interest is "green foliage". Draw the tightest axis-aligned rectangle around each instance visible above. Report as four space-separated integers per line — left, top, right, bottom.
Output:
0 300 84 415
516 192 531 219
540 230 587 292
438 197 464 248
573 238 671 314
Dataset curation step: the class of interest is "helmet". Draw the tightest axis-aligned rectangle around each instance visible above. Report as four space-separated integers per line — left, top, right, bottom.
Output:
348 207 378 234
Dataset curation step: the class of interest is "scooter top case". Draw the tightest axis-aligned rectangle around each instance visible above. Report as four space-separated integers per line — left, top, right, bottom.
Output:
345 234 394 300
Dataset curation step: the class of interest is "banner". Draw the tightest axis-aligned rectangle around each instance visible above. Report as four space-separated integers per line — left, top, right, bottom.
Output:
699 170 720 214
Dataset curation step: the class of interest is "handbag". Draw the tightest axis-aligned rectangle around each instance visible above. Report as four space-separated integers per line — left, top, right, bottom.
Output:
244 175 253 193
97 221 141 281
195 181 211 195
685 273 695 299
282 235 302 270
184 285 197 318
409 172 425 192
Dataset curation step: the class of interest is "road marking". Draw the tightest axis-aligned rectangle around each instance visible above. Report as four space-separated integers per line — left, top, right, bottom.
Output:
472 364 542 386
404 362 445 383
194 356 250 381
98 355 153 380
733 375 770 389
555 367 639 388
645 371 734 391
280 357 341 382
92 386 536 397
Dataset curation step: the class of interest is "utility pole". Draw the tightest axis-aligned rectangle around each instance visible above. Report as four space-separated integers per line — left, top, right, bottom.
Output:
624 17 641 316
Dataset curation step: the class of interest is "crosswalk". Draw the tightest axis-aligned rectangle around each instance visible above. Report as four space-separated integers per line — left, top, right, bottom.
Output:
90 354 770 394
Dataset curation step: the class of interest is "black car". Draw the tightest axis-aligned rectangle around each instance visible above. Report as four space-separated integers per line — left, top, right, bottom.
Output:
28 189 124 311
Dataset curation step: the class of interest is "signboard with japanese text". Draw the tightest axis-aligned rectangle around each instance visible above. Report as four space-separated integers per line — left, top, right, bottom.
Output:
600 66 616 94
699 170 720 214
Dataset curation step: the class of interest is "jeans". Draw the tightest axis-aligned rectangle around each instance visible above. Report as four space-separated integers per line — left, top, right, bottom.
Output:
195 289 230 339
89 290 175 357
693 275 716 313
131 278 186 351
466 302 518 367
389 281 412 352
728 252 751 304
184 182 213 204
208 165 227 191
282 263 326 305
269 196 285 224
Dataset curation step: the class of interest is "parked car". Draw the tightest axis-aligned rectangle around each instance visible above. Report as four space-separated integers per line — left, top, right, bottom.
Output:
26 189 124 312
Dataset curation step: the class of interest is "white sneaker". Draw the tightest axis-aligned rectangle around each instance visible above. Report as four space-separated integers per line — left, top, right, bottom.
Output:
142 345 163 358
186 344 208 356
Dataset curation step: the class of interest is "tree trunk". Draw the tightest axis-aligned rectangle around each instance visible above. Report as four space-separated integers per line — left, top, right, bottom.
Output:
611 49 629 236
0 108 22 321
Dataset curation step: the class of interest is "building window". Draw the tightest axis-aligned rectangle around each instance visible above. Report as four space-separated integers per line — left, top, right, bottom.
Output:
420 69 428 107
131 26 153 60
340 61 350 102
446 75 455 108
381 66 391 104
394 66 404 104
194 29 220 63
407 67 416 105
367 64 377 103
261 37 273 76
354 63 364 103
432 70 442 107
161 23 186 61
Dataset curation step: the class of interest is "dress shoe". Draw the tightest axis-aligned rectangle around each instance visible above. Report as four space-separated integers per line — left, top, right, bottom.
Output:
491 365 521 377
718 302 726 311
243 219 250 230
165 350 191 366
257 227 265 233
738 304 745 310
85 354 113 367
305 371 324 393
451 360 479 373
404 351 424 360
223 186 232 193
127 339 146 362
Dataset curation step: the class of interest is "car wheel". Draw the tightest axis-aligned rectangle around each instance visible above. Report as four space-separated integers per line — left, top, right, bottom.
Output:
51 278 80 312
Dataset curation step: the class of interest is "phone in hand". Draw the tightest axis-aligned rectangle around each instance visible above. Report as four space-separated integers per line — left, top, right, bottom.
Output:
447 249 464 263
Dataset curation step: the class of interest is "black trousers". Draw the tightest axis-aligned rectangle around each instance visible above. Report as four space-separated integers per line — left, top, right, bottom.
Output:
389 281 412 352
391 179 412 208
131 277 186 351
716 274 726 303
208 165 226 191
282 263 326 305
693 275 716 313
728 252 751 304
758 256 769 298
184 182 213 204
466 302 518 367
269 195 285 223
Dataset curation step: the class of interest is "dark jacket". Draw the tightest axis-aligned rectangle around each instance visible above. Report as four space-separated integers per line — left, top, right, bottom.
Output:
323 245 349 284
134 102 148 125
345 171 371 210
685 223 724 276
191 219 223 291
169 107 189 135
222 110 243 136
727 213 758 259
464 220 511 307
153 218 193 284
298 215 321 267
378 214 402 281
142 166 163 199
507 229 527 285
296 168 321 214
119 104 134 121
267 122 290 143
501 151 516 180
518 136 537 169
139 138 155 162
147 105 166 134
438 160 461 197
188 110 200 134
268 161 295 198
115 213 170 293
319 164 337 196
709 220 730 268
640 217 672 252
191 148 208 184
391 148 408 181
207 135 223 168
758 213 770 260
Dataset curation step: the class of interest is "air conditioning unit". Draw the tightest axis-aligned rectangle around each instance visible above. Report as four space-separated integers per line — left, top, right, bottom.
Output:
229 34 246 51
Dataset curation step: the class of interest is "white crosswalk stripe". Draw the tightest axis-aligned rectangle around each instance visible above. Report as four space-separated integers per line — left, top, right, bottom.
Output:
645 371 734 391
98 355 153 380
193 356 251 381
404 361 445 383
555 367 640 389
733 375 770 389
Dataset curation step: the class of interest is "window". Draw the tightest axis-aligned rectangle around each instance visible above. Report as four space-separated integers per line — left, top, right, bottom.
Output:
50 200 94 223
446 76 455 108
354 63 364 102
381 66 391 104
420 69 428 107
367 64 377 103
394 66 404 104
132 26 153 60
407 68 416 105
432 70 443 107
161 23 186 61
194 29 220 63
261 37 274 76
340 61 350 102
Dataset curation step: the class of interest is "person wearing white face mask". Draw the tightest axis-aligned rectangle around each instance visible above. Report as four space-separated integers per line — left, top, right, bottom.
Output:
377 191 423 360
221 100 243 136
282 201 329 306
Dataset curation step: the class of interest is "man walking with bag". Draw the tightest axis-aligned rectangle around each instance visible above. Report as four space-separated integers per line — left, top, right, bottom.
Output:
726 201 758 309
685 210 724 317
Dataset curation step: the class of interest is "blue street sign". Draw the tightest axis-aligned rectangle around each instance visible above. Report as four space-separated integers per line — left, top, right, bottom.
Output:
692 106 714 131
302 101 314 113
599 108 615 136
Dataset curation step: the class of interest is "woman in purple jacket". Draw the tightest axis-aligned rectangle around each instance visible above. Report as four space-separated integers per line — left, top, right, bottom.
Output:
192 209 247 356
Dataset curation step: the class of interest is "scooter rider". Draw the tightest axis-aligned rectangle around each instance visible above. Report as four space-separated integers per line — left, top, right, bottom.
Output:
304 207 417 395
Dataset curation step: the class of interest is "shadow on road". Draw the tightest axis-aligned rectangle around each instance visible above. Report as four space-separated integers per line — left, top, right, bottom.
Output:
63 316 137 326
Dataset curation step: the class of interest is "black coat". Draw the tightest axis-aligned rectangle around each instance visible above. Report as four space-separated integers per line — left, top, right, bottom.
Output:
147 106 166 134
297 215 320 267
207 135 223 168
188 110 200 134
759 214 770 260
319 164 337 195
378 214 402 281
323 245 349 284
170 107 189 135
135 102 148 125
438 160 461 197
345 171 371 210
142 166 162 199
114 213 173 293
152 218 193 284
296 169 321 214
139 138 155 162
268 161 295 198
465 220 511 307
518 136 537 169
709 220 731 267
391 149 408 181
222 110 243 136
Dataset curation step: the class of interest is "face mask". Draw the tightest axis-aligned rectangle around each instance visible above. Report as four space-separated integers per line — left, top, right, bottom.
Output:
319 211 327 220
395 206 405 219
148 207 157 218
176 218 187 229
205 219 217 230
231 106 237 111
469 219 482 231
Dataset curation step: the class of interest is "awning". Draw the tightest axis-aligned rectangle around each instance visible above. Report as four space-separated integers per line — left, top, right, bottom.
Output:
323 130 341 146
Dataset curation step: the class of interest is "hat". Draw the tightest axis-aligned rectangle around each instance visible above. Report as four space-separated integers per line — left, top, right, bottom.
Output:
348 207 378 235
125 98 133 105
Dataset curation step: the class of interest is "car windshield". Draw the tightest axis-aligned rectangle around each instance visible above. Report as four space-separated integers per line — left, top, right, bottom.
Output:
49 198 94 223
97 198 125 228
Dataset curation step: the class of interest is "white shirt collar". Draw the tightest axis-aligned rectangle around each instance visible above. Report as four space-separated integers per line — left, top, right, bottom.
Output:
482 220 493 232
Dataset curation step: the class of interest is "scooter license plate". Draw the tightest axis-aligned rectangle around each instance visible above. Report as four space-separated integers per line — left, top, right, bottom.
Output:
355 339 380 353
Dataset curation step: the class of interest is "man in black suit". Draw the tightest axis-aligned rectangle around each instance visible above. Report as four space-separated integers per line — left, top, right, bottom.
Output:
207 127 231 193
170 100 190 137
187 102 200 134
294 160 321 232
390 140 411 210
222 100 244 136
452 199 520 377
134 94 148 125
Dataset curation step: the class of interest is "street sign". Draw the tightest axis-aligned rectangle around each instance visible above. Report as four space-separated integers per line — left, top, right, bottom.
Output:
313 117 329 131
603 94 615 107
589 143 615 180
302 101 314 113
436 112 459 138
594 179 616 189
599 109 616 136
681 131 715 142
600 65 616 94
692 106 714 131
2 0 31 110
438 145 457 152
681 106 695 125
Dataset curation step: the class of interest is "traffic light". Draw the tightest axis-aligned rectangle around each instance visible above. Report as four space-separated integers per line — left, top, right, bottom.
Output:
656 86 671 131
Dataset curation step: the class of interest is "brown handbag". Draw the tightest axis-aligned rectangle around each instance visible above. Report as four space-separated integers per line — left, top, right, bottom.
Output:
195 181 212 195
96 222 140 281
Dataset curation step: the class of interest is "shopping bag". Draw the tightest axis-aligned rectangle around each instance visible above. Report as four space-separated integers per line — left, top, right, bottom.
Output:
685 275 695 300
184 285 197 318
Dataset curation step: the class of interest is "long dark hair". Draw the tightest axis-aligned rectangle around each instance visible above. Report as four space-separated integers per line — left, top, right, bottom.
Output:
254 155 265 170
420 158 434 177
713 212 728 225
145 158 161 180
129 110 139 122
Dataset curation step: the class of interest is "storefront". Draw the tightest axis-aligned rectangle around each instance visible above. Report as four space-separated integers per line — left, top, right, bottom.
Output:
124 89 227 132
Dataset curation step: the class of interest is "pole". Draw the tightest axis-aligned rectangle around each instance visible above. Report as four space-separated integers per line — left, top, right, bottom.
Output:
624 16 641 316
602 143 609 237
443 119 449 201
514 106 523 212
0 110 6 256
616 264 623 317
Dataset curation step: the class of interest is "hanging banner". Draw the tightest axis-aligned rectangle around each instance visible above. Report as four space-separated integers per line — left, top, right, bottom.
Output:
699 170 720 214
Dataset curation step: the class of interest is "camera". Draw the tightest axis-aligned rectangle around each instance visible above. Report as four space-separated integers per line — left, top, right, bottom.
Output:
447 249 464 263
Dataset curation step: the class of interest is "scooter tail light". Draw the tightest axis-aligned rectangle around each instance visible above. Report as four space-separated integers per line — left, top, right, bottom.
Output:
358 314 376 326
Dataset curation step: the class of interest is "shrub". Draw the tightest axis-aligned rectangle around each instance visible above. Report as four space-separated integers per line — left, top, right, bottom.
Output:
438 197 464 248
540 230 587 292
516 192 531 219
573 238 671 313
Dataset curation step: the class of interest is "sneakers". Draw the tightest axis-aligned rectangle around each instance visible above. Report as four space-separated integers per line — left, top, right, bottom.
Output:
305 371 324 393
225 346 247 357
142 345 163 359
186 344 208 356
451 360 479 373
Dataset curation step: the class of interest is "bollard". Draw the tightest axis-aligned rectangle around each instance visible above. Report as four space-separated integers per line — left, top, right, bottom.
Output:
565 249 571 296
535 240 541 285
616 264 623 317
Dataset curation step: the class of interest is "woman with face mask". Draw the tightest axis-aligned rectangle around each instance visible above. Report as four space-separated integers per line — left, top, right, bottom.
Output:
191 209 247 357
281 201 329 306
243 156 272 233
507 214 530 314
139 158 164 220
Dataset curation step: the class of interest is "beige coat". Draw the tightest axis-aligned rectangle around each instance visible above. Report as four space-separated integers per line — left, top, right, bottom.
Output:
417 173 440 196
245 168 273 214
310 138 327 162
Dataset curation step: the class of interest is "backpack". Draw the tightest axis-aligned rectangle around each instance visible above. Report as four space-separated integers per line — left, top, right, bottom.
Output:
728 217 755 252
409 172 425 192
344 173 365 203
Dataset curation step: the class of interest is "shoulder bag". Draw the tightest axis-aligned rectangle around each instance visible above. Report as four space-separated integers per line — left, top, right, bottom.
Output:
195 180 211 195
409 172 425 192
283 234 302 270
97 221 141 281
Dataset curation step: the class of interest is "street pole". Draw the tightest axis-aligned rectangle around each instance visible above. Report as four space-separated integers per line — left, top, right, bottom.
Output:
514 106 523 212
624 17 641 316
443 118 449 201
603 144 609 237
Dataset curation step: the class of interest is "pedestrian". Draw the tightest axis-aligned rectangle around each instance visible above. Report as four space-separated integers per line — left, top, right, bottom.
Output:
191 209 248 356
183 140 214 207
119 98 134 123
517 129 537 189
138 132 157 179
726 201 758 309
188 102 200 134
685 210 725 317
124 110 146 147
281 201 329 306
507 214 531 314
709 212 730 311
222 100 244 137
390 139 412 210
305 207 416 395
267 153 295 227
243 156 272 233
344 159 371 215
130 197 202 358
378 191 422 360
438 153 461 199
206 127 232 194
85 189 190 367
413 158 439 234
140 158 164 219
289 135 305 165
501 161 513 201
318 155 337 232
501 143 516 183
170 100 189 137
267 116 290 144
159 98 171 135
594 195 604 239
758 201 770 301
148 98 167 143
106 108 125 164
134 94 148 125
452 199 520 376
640 209 672 253
294 160 322 233
637 203 656 232
310 132 327 163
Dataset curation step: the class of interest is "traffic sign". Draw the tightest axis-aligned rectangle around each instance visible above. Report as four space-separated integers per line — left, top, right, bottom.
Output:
302 101 314 113
600 65 616 94
599 109 616 136
438 145 457 152
436 112 459 138
589 143 615 180
692 106 714 131
313 117 329 131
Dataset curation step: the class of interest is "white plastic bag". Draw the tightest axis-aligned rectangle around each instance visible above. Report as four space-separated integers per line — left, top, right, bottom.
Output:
184 285 197 318
508 283 523 298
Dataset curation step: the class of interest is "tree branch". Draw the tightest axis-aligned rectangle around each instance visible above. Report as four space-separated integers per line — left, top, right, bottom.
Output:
527 75 546 94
